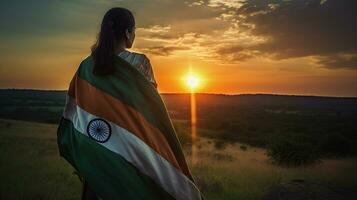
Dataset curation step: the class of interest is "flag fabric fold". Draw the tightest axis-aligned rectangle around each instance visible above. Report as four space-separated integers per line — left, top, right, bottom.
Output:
57 55 203 200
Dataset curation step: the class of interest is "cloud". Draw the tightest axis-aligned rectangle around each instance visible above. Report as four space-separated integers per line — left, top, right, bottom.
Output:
185 0 205 7
137 46 191 56
316 54 357 69
183 0 357 69
138 25 171 33
207 0 246 9
2 0 357 70
228 0 357 69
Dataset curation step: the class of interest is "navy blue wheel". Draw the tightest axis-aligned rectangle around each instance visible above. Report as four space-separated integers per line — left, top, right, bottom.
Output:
87 118 112 143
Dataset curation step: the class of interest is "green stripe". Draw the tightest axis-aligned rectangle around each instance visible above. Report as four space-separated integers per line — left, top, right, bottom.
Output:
76 55 192 180
57 117 176 200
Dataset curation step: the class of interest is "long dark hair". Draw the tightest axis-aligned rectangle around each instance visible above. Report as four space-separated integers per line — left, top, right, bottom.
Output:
91 7 135 75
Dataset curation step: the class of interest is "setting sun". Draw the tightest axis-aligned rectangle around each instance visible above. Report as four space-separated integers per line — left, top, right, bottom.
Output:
186 74 200 89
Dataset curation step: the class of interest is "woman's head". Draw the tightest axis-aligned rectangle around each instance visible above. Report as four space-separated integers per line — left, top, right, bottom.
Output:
91 7 136 75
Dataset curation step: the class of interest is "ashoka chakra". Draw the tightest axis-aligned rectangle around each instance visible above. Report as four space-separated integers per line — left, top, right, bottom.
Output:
87 118 112 143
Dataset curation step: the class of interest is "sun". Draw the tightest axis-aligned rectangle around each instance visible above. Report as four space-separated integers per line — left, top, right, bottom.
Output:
186 74 200 90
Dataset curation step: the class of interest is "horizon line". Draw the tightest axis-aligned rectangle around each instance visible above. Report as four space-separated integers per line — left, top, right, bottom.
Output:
1 88 357 98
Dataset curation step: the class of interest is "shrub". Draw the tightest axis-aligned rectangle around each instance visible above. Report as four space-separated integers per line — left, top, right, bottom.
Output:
240 145 247 151
212 153 234 161
267 135 321 166
214 139 227 150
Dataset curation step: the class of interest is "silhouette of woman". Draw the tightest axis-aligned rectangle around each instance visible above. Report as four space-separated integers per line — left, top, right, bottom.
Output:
56 6 203 200
82 7 157 199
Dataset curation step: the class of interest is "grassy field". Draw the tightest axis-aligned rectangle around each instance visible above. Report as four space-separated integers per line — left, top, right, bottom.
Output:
1 119 356 200
0 119 80 200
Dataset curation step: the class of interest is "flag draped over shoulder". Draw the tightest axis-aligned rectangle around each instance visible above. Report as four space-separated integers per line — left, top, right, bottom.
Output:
57 55 203 200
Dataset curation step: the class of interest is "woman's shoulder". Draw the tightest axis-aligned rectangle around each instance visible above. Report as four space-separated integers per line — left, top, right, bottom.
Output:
119 49 149 61
118 50 156 85
125 51 157 88
118 50 152 71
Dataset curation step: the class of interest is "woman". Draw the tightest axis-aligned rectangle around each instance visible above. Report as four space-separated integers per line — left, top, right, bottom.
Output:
83 7 159 200
57 7 203 200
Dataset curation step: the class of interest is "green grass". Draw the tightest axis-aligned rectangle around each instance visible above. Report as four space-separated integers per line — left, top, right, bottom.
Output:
184 137 357 200
1 119 357 200
0 119 81 200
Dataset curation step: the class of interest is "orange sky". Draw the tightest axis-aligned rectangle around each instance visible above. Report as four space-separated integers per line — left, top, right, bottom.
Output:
1 0 357 97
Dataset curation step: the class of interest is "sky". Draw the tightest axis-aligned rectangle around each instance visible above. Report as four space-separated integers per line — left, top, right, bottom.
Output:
1 0 357 97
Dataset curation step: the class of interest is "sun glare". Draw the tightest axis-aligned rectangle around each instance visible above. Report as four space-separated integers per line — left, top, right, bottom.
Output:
186 74 200 89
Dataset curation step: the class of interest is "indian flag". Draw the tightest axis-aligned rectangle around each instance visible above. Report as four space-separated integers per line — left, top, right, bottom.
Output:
56 55 203 199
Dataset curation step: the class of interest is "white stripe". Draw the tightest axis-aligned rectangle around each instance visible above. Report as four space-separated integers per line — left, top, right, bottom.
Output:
63 95 201 200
